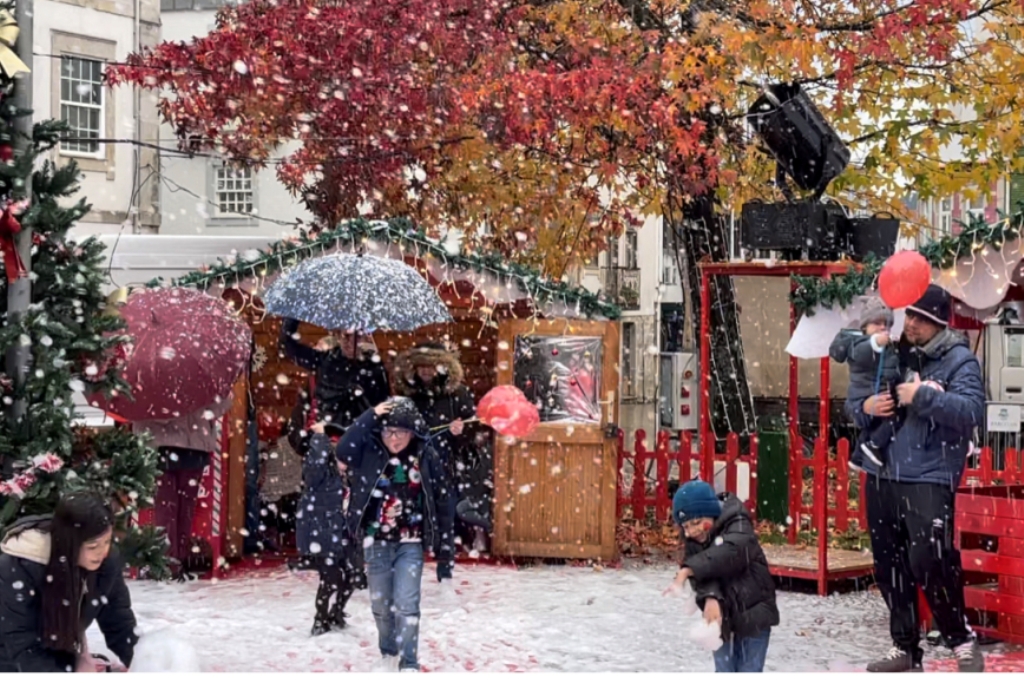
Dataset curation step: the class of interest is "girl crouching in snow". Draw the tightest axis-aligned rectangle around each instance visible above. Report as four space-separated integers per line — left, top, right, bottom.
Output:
337 398 455 672
300 421 360 636
666 480 779 672
0 492 138 672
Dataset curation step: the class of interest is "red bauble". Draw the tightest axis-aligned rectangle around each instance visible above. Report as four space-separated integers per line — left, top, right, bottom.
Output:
551 348 559 356
0 145 13 163
878 251 931 309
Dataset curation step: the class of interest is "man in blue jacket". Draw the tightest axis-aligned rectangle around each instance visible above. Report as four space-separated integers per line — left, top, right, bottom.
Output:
850 285 985 673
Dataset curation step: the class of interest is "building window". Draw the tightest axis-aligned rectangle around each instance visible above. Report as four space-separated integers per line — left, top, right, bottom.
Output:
964 192 986 221
60 56 104 157
622 321 636 398
214 166 255 217
624 229 638 269
938 197 952 234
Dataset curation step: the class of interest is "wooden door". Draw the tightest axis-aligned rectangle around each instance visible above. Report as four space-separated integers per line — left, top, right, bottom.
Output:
492 318 620 560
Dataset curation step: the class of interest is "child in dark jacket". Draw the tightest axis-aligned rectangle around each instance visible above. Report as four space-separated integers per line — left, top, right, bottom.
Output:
298 422 359 636
667 481 779 673
829 297 901 469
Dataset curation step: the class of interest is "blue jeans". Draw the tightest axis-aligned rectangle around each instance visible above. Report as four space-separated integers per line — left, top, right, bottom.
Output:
365 541 424 671
713 629 771 672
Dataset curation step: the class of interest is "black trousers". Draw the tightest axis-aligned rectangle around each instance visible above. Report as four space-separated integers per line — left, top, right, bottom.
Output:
865 476 970 654
315 559 354 623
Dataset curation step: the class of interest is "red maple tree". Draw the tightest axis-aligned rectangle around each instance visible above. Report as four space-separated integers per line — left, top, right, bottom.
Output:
107 0 505 228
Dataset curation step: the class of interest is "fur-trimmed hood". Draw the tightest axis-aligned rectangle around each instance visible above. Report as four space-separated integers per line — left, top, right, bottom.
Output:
0 516 52 566
395 345 465 396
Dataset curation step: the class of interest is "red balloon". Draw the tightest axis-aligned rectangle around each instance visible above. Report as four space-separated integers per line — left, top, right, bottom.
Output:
878 251 931 309
477 385 540 438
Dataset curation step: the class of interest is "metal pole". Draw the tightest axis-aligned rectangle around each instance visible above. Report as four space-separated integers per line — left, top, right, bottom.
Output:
3 0 34 477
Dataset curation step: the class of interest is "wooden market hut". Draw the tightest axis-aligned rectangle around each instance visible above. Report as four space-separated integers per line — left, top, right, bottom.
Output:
167 218 624 565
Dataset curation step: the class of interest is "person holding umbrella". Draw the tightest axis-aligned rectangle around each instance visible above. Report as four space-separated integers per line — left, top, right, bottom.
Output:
265 252 454 430
132 401 229 580
279 319 391 431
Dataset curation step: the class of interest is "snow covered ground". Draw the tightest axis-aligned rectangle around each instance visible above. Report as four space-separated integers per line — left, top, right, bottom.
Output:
87 563 1020 672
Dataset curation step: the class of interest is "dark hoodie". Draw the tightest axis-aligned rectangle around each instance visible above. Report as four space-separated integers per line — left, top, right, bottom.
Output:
336 400 455 572
0 516 137 672
847 327 984 488
681 494 779 642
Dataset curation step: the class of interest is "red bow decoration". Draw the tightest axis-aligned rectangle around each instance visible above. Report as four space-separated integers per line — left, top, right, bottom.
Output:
0 205 26 283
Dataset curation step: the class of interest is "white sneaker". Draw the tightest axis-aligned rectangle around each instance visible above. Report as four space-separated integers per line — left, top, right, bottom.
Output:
374 655 400 672
473 529 487 553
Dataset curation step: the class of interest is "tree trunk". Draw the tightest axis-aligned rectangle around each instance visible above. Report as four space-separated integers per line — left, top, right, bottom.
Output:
666 189 757 445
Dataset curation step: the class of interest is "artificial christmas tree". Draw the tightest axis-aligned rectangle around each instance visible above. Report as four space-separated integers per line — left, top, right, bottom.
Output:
0 76 167 577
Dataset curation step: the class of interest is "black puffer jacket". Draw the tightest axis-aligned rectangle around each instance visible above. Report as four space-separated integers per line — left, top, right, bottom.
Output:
682 494 779 641
0 516 137 672
279 318 391 429
394 344 477 465
337 404 455 571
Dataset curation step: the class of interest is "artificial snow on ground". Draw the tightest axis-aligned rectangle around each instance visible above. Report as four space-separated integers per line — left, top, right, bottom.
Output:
88 563 1017 672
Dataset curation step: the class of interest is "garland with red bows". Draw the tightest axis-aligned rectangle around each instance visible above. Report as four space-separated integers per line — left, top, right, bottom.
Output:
0 453 63 498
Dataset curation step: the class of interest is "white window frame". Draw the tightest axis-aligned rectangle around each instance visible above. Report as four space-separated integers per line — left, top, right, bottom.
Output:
964 191 987 220
51 33 116 176
206 162 258 226
939 197 953 234
59 55 105 160
214 166 255 218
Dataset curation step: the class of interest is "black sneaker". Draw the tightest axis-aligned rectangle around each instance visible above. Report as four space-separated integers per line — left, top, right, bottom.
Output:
311 618 331 637
866 646 923 672
953 639 984 672
860 442 885 468
329 609 349 630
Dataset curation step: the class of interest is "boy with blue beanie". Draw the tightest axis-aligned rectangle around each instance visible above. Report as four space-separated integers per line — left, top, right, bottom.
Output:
666 480 779 672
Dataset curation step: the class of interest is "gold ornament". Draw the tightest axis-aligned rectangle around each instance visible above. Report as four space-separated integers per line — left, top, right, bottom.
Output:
0 11 29 79
104 287 129 317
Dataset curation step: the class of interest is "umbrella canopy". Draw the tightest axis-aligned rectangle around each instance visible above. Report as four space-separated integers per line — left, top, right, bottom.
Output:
89 287 251 421
262 252 452 332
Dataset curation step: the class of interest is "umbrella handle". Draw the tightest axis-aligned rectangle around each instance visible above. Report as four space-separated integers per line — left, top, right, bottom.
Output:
429 417 480 433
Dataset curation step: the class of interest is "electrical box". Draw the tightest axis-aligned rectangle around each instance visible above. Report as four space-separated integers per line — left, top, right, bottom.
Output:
985 322 1024 404
984 321 1024 454
659 352 699 431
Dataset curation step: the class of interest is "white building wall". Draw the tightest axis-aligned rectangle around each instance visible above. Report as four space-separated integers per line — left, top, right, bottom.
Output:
157 8 312 237
36 0 160 236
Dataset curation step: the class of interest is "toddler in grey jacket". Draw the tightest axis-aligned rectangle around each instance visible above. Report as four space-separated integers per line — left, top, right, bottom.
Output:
829 297 901 468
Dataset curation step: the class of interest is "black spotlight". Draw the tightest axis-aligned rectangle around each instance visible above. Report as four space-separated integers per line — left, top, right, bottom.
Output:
746 83 851 198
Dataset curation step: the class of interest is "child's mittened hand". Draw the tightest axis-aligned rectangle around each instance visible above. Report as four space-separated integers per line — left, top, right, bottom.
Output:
875 331 890 346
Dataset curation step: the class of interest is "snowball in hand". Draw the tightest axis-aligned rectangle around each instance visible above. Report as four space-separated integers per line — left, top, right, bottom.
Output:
130 631 202 672
688 617 723 652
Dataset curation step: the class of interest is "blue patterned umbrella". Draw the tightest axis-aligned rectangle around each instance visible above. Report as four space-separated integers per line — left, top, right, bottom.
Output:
263 253 452 331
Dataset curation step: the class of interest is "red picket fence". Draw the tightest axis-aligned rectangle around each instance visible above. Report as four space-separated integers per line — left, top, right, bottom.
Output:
616 429 758 523
962 446 1024 486
785 437 868 544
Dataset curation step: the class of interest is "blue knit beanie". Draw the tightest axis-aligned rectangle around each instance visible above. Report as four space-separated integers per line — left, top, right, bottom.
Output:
672 480 722 525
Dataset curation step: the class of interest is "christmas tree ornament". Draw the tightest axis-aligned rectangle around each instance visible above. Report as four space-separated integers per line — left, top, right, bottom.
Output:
0 204 26 282
0 10 29 79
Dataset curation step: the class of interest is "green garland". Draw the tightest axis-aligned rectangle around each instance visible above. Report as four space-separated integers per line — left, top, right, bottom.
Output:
791 256 882 316
151 217 622 320
791 206 1024 315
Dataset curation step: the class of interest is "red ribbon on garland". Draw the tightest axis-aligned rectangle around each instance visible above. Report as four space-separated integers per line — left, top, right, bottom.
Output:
0 205 26 283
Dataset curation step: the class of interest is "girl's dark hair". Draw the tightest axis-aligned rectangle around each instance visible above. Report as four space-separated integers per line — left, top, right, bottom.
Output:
41 492 114 654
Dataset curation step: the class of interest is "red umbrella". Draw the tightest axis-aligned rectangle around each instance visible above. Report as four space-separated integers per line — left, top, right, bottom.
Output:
89 287 251 421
